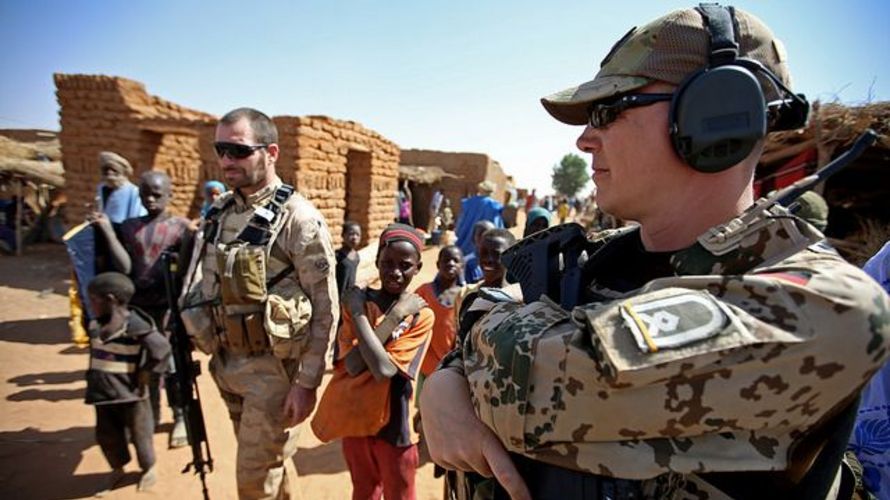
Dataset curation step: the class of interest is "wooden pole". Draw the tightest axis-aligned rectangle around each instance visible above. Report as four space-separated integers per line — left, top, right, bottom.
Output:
15 178 23 257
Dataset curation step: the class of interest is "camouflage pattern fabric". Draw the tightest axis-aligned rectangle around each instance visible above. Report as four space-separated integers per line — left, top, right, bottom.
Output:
210 353 299 499
185 181 338 499
464 204 890 481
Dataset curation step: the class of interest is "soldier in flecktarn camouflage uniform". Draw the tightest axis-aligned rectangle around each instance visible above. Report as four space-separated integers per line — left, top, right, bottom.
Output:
420 5 890 500
179 108 338 499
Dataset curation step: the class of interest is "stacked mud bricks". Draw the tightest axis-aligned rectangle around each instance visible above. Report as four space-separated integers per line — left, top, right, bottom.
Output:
54 74 400 246
399 149 509 221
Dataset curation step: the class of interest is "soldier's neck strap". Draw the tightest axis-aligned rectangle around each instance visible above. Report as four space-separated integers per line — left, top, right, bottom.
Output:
234 184 295 246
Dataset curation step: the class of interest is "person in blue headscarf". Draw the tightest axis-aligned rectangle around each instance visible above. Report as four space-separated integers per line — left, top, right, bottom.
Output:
200 180 226 217
455 180 503 257
524 206 552 238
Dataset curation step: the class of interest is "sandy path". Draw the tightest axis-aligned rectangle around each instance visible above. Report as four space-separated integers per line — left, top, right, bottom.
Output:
0 243 447 499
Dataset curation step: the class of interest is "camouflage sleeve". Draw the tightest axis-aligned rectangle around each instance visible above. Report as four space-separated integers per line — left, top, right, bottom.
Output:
278 204 339 389
464 250 890 478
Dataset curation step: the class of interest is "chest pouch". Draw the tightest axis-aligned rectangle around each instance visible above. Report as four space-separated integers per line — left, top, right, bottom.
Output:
212 185 311 357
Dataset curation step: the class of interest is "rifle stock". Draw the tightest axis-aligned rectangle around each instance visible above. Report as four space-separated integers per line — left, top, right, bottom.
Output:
161 251 213 500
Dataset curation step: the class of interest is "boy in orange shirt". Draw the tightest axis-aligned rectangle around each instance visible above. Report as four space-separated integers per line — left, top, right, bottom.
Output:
312 223 433 500
415 245 464 392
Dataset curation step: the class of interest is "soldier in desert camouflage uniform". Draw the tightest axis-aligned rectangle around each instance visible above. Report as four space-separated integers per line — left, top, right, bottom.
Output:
180 108 338 499
420 5 890 500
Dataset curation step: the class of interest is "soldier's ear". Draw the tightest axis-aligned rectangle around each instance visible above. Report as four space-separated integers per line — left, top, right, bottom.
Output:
266 143 280 163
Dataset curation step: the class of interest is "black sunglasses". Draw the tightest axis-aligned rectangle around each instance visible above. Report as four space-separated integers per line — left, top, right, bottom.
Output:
587 93 673 129
213 142 268 159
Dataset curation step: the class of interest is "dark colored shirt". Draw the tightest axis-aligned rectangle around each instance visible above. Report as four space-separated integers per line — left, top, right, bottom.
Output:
116 214 191 310
335 247 359 297
85 308 171 405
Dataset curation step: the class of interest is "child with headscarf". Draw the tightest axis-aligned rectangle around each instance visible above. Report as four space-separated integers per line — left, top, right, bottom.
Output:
200 180 226 217
312 223 433 499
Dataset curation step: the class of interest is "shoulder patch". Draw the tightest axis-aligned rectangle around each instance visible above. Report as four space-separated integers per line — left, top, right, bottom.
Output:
619 291 733 353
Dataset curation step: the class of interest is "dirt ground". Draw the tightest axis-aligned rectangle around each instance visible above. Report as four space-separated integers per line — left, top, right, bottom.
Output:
0 242 454 500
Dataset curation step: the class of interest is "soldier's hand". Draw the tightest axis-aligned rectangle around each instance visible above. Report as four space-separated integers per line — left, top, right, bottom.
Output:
283 384 317 427
420 369 531 500
392 292 427 319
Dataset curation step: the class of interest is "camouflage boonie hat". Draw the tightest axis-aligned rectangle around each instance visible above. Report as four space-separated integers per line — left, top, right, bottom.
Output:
541 6 792 125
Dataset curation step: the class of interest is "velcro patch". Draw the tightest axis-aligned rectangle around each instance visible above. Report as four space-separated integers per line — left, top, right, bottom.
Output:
619 291 732 353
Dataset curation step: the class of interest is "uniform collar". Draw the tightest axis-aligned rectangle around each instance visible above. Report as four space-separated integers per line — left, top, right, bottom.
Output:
234 177 282 207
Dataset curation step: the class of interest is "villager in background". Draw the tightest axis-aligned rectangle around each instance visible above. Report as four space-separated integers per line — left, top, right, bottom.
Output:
462 220 495 285
200 180 226 218
455 180 503 258
68 152 147 347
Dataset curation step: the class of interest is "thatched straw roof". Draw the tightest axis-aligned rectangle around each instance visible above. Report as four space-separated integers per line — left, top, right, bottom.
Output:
0 135 64 187
399 165 459 184
761 101 890 167
0 158 65 187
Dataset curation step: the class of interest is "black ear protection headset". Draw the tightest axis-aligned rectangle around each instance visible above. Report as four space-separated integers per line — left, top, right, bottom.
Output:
668 3 809 173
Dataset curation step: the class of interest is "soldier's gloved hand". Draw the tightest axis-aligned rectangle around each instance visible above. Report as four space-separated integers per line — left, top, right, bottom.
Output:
391 292 427 319
420 369 531 500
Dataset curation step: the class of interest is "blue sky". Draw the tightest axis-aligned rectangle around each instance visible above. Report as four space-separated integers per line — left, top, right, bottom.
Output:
1 1 887 195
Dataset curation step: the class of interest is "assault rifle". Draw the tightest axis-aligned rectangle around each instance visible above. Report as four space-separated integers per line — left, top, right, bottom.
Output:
502 129 878 310
161 251 214 500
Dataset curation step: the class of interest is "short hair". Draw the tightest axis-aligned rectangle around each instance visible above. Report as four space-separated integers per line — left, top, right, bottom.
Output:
87 272 135 304
219 107 278 145
438 245 463 261
472 220 496 238
342 220 361 234
139 170 171 191
483 228 516 246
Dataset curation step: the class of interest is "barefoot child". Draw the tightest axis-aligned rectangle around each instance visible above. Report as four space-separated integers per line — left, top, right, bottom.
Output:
312 223 433 500
85 272 171 494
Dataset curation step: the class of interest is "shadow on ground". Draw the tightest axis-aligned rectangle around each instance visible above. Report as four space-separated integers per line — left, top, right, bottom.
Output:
0 425 140 499
0 317 70 345
8 370 83 386
0 243 71 297
293 440 348 476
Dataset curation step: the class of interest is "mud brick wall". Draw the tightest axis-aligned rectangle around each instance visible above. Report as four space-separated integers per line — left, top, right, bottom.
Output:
55 74 400 248
276 115 400 247
54 74 217 221
399 149 510 221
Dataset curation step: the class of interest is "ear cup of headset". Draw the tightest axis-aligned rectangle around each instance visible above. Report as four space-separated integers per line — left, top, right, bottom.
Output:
669 63 768 173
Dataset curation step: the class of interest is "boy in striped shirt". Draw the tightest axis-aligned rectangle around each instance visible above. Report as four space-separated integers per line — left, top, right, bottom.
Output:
85 272 170 495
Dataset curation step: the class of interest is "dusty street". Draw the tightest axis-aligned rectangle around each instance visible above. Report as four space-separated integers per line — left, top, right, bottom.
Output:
0 243 448 499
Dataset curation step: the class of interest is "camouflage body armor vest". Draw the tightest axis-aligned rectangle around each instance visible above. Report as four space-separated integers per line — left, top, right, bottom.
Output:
464 204 890 497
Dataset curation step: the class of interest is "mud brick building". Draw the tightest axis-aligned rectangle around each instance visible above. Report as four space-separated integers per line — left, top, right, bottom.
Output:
399 149 511 230
54 73 400 246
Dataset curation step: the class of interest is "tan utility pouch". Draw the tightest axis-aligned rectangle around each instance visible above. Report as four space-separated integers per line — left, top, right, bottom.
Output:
180 287 220 355
265 289 313 359
216 243 271 355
